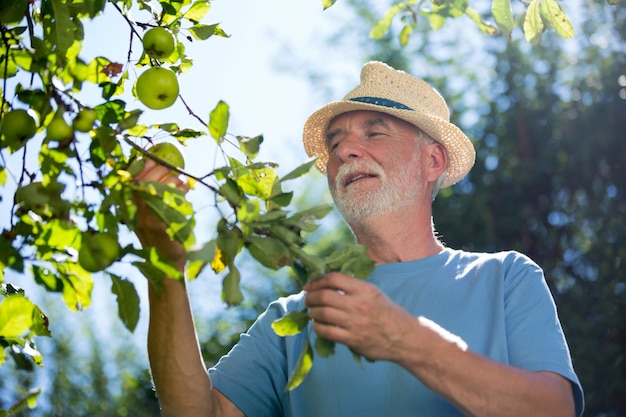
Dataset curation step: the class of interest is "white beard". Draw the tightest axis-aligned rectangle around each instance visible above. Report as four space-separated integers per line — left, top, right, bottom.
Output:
330 156 422 224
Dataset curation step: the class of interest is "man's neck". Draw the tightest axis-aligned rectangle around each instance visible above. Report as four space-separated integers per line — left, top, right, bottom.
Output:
347 208 444 265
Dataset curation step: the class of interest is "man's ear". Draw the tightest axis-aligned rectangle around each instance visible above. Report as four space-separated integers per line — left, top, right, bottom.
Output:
425 142 448 182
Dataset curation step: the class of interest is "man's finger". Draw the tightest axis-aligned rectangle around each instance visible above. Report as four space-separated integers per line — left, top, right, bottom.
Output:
304 272 361 294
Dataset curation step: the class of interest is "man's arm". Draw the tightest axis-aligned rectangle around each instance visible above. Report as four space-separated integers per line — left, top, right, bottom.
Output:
134 161 244 417
393 315 575 417
304 273 576 417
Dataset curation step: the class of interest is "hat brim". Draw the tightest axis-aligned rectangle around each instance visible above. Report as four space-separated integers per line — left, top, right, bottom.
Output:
302 100 475 187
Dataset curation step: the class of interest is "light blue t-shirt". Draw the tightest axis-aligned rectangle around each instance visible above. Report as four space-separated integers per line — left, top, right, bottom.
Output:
209 249 584 416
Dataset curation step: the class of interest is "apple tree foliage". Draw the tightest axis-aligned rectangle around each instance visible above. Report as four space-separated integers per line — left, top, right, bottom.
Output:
327 0 577 47
0 0 373 411
0 0 584 412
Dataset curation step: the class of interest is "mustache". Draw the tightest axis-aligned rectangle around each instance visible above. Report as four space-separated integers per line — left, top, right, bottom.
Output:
334 160 385 189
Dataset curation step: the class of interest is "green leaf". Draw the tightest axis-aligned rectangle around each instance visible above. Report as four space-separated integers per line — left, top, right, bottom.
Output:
189 23 230 40
341 257 376 279
398 24 413 47
370 4 405 40
0 294 35 337
321 0 337 10
269 224 303 246
56 262 94 311
246 235 292 270
134 260 166 296
523 0 544 45
6 388 42 415
288 204 333 223
0 0 29 24
216 220 243 266
271 309 309 336
237 135 263 159
15 181 71 219
540 0 573 39
18 340 45 367
237 167 278 200
134 247 185 295
464 7 498 35
314 336 335 358
183 0 211 22
253 209 288 223
222 265 243 306
209 100 229 141
49 0 74 58
33 266 63 292
118 109 142 130
219 178 245 208
492 0 514 40
187 240 216 280
286 339 313 391
289 245 327 279
236 199 261 223
349 347 364 365
324 244 375 279
188 23 216 40
82 56 113 84
110 274 140 332
268 191 293 208
281 157 318 182
132 181 196 250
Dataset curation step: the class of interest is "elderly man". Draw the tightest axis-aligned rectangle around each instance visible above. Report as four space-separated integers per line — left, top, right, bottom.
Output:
135 61 583 417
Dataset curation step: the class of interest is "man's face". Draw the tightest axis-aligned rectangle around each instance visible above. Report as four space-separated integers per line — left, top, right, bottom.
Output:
325 111 428 223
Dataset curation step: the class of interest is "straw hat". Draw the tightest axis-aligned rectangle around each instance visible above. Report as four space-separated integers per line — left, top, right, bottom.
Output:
302 61 475 187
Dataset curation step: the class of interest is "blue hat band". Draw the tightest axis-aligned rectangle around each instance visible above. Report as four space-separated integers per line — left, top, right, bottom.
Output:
349 96 413 111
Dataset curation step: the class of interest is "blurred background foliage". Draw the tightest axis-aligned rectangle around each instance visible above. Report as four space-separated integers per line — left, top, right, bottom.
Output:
336 0 626 414
1 0 625 415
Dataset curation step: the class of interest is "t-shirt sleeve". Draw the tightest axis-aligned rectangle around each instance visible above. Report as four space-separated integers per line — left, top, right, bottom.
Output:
503 252 584 416
209 295 302 417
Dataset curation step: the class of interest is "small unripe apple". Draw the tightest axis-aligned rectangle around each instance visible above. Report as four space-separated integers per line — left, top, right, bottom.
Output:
78 232 121 272
73 109 97 132
127 142 186 176
142 27 176 59
148 142 185 169
47 116 73 141
135 67 179 110
1 109 37 144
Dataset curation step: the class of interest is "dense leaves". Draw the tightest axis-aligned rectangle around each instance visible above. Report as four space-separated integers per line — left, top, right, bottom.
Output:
271 244 375 389
370 0 573 46
0 0 343 412
1 0 381 411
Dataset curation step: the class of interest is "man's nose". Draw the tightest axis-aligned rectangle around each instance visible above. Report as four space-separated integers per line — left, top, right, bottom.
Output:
336 135 365 162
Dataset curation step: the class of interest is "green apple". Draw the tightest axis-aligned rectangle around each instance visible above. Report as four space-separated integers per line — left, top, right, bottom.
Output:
148 142 185 169
135 67 179 110
142 27 176 59
127 142 185 175
1 109 37 145
73 109 97 132
78 232 121 272
47 116 73 141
